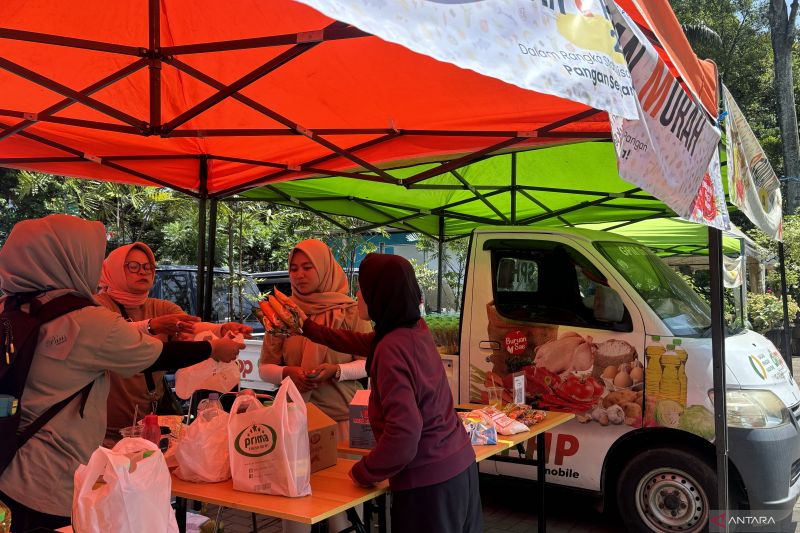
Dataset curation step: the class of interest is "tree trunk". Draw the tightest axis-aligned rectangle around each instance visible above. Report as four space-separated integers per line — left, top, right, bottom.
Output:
769 0 800 213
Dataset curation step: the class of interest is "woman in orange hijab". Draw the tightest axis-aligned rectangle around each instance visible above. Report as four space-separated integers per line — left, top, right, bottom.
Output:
98 242 250 445
259 239 372 440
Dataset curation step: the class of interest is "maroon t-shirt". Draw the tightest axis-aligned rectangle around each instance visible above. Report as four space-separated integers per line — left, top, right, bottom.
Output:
304 319 474 490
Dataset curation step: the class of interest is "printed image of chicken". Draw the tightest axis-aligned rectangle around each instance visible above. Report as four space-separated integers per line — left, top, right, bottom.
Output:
533 331 595 373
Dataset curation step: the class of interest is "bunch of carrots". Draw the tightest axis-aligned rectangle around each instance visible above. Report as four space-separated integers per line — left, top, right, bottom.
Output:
259 288 306 335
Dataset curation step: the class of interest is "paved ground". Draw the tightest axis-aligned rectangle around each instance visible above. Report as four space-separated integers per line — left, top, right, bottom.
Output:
185 358 800 532
188 472 800 532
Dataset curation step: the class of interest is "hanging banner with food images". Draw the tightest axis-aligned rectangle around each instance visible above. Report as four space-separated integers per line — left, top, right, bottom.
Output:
686 150 730 229
723 85 783 240
606 2 728 229
295 0 639 119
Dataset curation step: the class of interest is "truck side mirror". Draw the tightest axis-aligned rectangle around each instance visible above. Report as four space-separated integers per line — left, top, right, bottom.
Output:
593 285 625 323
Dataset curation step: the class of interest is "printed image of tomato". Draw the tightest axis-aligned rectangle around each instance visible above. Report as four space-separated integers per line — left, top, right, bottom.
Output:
556 374 605 404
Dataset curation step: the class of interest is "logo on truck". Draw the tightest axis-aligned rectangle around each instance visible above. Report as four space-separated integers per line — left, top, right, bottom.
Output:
748 354 767 380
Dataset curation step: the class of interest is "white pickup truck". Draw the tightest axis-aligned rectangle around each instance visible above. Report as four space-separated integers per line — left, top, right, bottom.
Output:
237 225 800 532
460 226 800 532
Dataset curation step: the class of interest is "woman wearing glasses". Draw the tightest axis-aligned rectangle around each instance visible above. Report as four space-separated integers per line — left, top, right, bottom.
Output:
98 242 252 445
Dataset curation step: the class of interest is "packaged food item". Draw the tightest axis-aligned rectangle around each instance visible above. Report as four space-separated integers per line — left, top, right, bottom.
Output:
467 406 529 435
501 403 547 427
459 414 497 445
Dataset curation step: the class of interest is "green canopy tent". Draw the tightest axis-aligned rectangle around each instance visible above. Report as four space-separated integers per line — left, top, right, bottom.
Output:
238 139 744 305
583 217 743 257
240 142 674 239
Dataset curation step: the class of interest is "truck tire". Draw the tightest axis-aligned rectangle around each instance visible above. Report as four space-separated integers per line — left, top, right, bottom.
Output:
616 448 715 532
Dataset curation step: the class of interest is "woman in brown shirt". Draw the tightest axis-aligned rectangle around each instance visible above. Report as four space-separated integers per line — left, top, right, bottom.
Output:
99 242 250 445
258 239 371 441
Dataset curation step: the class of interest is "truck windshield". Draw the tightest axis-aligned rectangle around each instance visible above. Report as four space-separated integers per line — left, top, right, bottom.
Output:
596 242 717 338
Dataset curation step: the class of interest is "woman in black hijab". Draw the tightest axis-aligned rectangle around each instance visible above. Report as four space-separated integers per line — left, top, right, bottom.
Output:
298 253 482 533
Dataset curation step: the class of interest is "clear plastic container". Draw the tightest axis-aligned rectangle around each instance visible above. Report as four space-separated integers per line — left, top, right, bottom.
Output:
119 425 143 439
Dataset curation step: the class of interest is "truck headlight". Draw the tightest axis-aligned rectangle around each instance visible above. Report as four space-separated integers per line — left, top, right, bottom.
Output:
726 390 789 429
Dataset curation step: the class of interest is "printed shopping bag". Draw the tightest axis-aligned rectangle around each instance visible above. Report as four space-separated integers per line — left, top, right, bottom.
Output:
228 377 311 496
174 407 231 483
73 438 178 533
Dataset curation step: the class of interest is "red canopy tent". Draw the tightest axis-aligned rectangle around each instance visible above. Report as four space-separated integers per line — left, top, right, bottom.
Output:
0 0 737 518
0 0 717 199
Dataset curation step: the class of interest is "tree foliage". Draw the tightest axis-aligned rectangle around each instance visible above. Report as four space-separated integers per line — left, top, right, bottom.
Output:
671 0 787 173
0 169 380 275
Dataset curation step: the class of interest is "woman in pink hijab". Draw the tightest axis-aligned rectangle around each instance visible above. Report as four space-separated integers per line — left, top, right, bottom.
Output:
97 242 251 445
259 240 372 438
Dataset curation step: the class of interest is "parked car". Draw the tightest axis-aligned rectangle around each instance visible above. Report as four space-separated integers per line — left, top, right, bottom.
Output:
252 268 359 297
152 265 264 336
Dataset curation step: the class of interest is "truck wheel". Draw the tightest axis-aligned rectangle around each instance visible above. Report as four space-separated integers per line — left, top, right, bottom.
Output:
616 448 715 533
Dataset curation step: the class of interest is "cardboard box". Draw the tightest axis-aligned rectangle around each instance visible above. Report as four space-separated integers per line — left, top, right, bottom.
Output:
349 389 375 449
307 402 338 473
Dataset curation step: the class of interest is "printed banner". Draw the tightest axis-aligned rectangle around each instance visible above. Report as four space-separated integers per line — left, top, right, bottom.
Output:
296 0 638 119
723 85 783 240
607 3 726 227
687 150 730 230
722 254 744 289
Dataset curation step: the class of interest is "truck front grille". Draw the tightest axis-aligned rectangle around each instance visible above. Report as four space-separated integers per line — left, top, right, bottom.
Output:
792 460 800 486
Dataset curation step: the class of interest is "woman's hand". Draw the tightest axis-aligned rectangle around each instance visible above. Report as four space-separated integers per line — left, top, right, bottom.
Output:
306 363 339 384
209 335 245 363
149 313 200 336
348 467 374 488
221 322 253 338
283 366 316 392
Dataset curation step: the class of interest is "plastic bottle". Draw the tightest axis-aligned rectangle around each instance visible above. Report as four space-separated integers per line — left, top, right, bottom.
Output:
0 498 11 533
197 393 223 414
141 413 161 445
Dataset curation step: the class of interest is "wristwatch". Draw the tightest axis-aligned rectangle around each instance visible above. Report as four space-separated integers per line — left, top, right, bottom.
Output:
146 319 154 335
334 365 342 381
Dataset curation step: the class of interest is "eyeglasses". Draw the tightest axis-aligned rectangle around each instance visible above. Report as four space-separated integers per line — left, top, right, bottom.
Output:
124 261 154 274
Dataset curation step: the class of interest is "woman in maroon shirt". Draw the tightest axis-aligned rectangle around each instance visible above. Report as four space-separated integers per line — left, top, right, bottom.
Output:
301 253 482 533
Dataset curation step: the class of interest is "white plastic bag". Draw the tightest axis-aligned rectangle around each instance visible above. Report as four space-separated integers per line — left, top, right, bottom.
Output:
174 407 231 483
73 438 178 533
175 357 240 399
228 377 311 497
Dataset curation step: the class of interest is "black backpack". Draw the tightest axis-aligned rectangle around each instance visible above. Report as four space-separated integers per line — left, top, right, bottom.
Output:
0 293 95 475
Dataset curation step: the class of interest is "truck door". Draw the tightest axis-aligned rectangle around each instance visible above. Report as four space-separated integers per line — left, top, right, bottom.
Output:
462 233 645 490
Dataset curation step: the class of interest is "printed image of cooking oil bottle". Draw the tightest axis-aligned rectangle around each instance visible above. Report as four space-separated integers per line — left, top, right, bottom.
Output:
659 345 682 405
644 335 665 423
